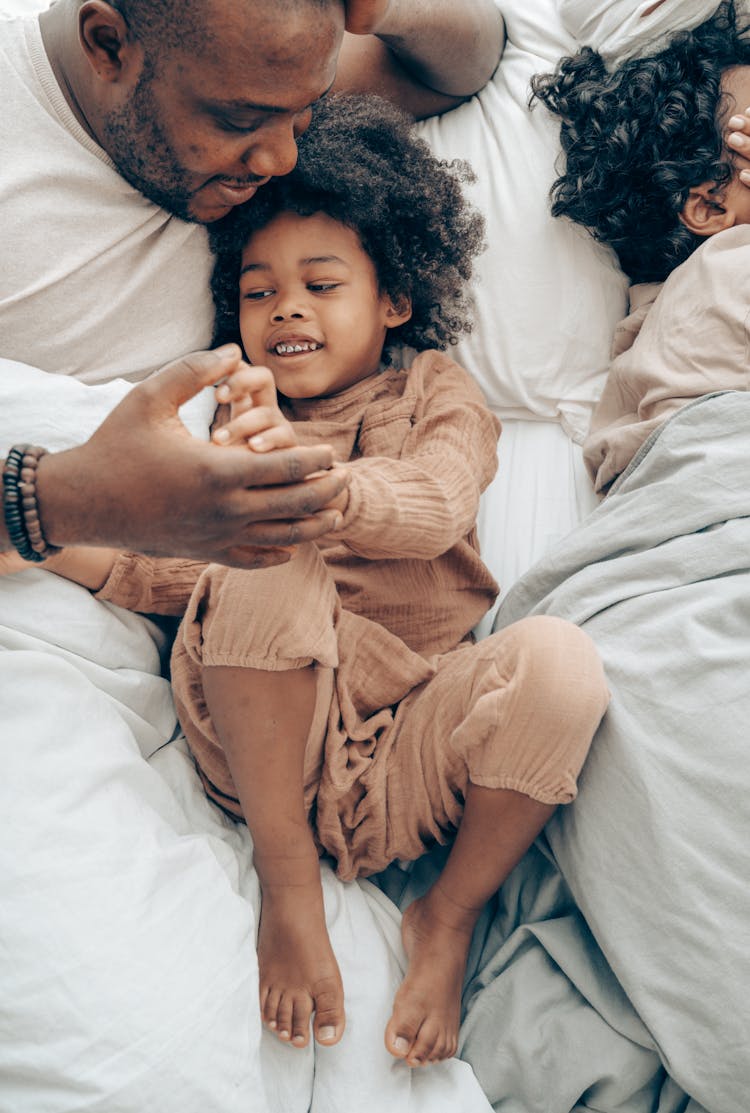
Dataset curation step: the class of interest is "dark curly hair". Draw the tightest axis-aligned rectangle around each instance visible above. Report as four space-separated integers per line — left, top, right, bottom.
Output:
209 93 485 355
530 2 750 283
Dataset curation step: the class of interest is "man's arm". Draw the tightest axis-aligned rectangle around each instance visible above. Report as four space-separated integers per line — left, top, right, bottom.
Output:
336 0 505 118
1 347 348 569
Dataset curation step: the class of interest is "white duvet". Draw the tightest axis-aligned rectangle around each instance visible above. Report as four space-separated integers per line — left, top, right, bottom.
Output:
1 349 596 1109
0 359 492 1113
1 0 735 1109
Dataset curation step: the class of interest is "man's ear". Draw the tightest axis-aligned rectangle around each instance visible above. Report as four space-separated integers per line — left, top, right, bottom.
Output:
78 0 140 83
383 294 412 330
679 181 736 237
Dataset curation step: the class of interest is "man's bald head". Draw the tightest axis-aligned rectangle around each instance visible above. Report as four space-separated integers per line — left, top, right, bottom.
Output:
111 0 340 57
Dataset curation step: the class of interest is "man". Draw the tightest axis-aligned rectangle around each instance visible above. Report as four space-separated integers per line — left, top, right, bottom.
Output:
0 1 503 1107
1 0 503 565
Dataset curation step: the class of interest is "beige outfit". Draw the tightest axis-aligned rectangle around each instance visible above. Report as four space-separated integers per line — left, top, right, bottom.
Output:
100 351 609 880
584 225 750 493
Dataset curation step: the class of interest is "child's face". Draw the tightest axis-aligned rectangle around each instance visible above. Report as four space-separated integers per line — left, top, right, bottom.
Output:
238 211 409 399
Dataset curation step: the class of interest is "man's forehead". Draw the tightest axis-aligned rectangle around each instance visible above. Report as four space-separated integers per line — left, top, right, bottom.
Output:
206 0 344 38
160 0 343 110
185 0 345 77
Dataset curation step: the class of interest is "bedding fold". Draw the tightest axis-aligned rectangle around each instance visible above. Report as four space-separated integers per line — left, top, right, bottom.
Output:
491 390 750 1111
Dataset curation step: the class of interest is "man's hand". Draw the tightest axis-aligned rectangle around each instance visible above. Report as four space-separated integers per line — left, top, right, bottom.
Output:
31 346 349 569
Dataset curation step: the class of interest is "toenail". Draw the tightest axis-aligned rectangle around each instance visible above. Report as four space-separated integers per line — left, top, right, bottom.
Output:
292 1034 306 1045
279 1029 290 1039
393 1037 410 1055
318 1026 336 1042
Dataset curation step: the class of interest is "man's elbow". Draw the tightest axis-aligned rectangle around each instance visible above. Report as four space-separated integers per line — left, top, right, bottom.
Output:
467 5 506 94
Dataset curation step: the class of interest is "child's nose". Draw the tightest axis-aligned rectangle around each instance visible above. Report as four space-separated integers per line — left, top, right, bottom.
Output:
271 293 307 321
271 306 305 322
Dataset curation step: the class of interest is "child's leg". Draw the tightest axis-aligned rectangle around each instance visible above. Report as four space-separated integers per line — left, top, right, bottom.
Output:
381 615 609 1066
172 545 346 1049
203 662 345 1049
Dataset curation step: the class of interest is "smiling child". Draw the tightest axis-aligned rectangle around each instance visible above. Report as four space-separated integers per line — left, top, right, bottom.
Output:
18 95 609 1068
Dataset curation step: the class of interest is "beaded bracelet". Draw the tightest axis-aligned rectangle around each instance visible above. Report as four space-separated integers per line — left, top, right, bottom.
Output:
2 444 61 563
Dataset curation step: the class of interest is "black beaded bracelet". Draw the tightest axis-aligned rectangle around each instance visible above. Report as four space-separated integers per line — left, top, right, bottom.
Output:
3 444 60 563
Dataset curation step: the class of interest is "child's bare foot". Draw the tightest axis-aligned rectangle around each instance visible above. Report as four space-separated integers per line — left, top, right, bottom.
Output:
256 863 345 1049
384 884 478 1067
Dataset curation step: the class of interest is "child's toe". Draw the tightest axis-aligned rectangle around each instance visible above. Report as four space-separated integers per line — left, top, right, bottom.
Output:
385 1005 423 1060
275 992 295 1040
291 993 314 1046
312 976 345 1045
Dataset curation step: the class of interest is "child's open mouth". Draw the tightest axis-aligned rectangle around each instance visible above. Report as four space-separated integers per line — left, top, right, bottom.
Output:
272 341 323 356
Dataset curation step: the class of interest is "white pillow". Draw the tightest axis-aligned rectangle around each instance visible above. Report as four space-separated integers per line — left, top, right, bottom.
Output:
416 0 630 445
560 0 722 66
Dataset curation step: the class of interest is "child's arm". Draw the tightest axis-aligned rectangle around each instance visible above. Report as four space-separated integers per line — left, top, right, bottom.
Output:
0 545 117 589
324 352 499 560
0 543 209 616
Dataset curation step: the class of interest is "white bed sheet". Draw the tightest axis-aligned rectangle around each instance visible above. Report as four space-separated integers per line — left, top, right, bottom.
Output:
0 0 729 1110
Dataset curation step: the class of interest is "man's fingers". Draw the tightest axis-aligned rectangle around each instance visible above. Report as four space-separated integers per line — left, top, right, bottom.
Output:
230 469 349 523
218 545 295 570
221 443 342 486
135 345 243 417
237 510 344 548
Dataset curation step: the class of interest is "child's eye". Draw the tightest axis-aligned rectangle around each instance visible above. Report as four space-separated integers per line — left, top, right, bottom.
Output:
308 283 340 293
243 290 274 301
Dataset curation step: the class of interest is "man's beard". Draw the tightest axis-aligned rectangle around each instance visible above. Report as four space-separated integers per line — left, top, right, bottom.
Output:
100 71 198 223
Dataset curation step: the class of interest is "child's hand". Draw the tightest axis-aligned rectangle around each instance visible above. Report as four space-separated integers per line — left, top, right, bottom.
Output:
212 364 298 452
727 108 750 185
0 549 30 575
323 481 350 519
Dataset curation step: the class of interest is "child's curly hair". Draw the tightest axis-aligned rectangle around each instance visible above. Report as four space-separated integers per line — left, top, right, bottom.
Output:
530 2 750 284
209 93 485 355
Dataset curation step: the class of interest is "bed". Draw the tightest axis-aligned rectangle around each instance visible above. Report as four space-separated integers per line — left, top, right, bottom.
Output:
0 2 743 1111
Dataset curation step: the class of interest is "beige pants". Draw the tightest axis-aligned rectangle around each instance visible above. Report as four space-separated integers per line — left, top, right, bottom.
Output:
171 545 609 880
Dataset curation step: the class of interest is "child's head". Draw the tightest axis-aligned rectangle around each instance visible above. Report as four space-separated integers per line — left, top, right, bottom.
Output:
531 2 750 284
209 93 485 397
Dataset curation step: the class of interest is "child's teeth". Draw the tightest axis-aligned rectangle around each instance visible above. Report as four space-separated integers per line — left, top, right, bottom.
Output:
275 342 319 354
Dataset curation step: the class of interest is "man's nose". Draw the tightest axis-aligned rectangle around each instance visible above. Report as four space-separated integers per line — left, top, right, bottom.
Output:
242 120 299 180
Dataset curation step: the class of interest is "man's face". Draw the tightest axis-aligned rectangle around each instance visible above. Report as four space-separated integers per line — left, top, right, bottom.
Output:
101 2 344 224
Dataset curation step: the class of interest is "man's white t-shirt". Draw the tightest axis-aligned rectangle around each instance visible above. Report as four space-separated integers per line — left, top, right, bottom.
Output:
0 15 215 384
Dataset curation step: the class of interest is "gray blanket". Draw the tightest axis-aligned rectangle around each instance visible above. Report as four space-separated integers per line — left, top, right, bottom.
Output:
379 391 750 1112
